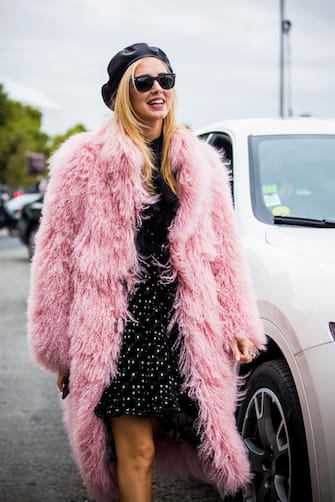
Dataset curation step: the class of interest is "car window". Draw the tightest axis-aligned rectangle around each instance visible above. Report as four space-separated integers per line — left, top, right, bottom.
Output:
208 133 233 165
207 133 234 202
198 133 210 142
249 134 335 223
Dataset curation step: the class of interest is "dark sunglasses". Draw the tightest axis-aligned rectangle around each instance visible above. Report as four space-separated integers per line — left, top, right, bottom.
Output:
132 73 176 93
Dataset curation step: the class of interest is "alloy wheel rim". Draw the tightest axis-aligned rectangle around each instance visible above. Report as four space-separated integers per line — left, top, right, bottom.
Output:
241 387 291 502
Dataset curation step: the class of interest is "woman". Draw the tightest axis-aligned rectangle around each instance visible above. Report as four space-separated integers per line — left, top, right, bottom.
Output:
28 43 266 502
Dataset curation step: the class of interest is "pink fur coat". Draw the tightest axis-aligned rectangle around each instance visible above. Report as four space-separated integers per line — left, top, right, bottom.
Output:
28 118 266 501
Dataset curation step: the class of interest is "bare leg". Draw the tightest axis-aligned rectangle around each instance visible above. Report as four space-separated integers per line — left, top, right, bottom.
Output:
111 415 156 502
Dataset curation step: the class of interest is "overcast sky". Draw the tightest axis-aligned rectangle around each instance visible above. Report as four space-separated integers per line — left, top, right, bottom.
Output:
1 0 334 135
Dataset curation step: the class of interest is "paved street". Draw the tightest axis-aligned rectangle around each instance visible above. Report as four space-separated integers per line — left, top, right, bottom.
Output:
0 234 223 502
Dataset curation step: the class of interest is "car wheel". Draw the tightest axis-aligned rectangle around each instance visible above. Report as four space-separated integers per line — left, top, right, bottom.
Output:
28 226 38 260
236 359 312 502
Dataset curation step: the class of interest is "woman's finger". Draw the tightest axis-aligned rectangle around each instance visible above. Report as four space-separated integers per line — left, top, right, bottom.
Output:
57 372 65 392
231 338 241 361
231 337 256 363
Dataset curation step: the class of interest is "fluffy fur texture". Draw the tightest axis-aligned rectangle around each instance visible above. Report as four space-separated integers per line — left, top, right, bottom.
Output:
28 118 266 501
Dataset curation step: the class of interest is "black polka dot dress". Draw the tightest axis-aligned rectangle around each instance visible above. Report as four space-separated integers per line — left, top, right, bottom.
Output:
95 136 199 447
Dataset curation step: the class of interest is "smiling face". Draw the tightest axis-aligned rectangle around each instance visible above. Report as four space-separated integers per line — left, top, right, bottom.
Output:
129 57 174 140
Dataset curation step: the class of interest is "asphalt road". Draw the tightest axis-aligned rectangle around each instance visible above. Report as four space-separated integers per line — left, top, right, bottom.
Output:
0 235 223 502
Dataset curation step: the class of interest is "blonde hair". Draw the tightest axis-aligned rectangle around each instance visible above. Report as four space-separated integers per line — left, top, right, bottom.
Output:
113 60 179 194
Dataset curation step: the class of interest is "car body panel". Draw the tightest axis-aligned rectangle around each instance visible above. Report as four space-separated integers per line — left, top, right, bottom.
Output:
295 342 335 502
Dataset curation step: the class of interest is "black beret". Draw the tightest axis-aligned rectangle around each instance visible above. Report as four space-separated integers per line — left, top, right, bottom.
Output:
101 42 173 110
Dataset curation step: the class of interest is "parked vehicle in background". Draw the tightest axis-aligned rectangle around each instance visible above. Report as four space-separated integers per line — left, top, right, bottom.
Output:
196 118 335 502
17 195 43 259
0 193 41 234
0 193 10 231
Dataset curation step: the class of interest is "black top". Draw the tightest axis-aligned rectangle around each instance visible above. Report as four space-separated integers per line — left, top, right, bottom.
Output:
136 135 179 254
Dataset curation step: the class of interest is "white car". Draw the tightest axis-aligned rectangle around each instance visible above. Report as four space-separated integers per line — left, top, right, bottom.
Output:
1 193 41 233
196 118 335 502
5 193 41 222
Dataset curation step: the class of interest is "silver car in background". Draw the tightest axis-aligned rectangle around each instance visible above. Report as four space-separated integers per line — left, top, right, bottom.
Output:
196 118 335 502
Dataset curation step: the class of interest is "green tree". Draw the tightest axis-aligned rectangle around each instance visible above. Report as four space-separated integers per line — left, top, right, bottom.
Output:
0 83 87 191
0 83 49 189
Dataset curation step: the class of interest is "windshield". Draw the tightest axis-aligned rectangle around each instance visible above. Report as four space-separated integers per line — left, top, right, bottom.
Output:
249 134 335 224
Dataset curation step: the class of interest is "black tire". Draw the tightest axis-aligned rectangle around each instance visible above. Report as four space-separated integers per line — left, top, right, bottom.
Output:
236 359 312 502
28 226 38 260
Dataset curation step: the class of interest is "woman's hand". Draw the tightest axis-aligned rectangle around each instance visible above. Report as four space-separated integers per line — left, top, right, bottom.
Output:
57 371 67 393
231 337 256 364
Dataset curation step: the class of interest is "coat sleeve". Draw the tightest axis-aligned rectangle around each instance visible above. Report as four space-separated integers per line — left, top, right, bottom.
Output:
27 133 89 374
205 143 266 351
